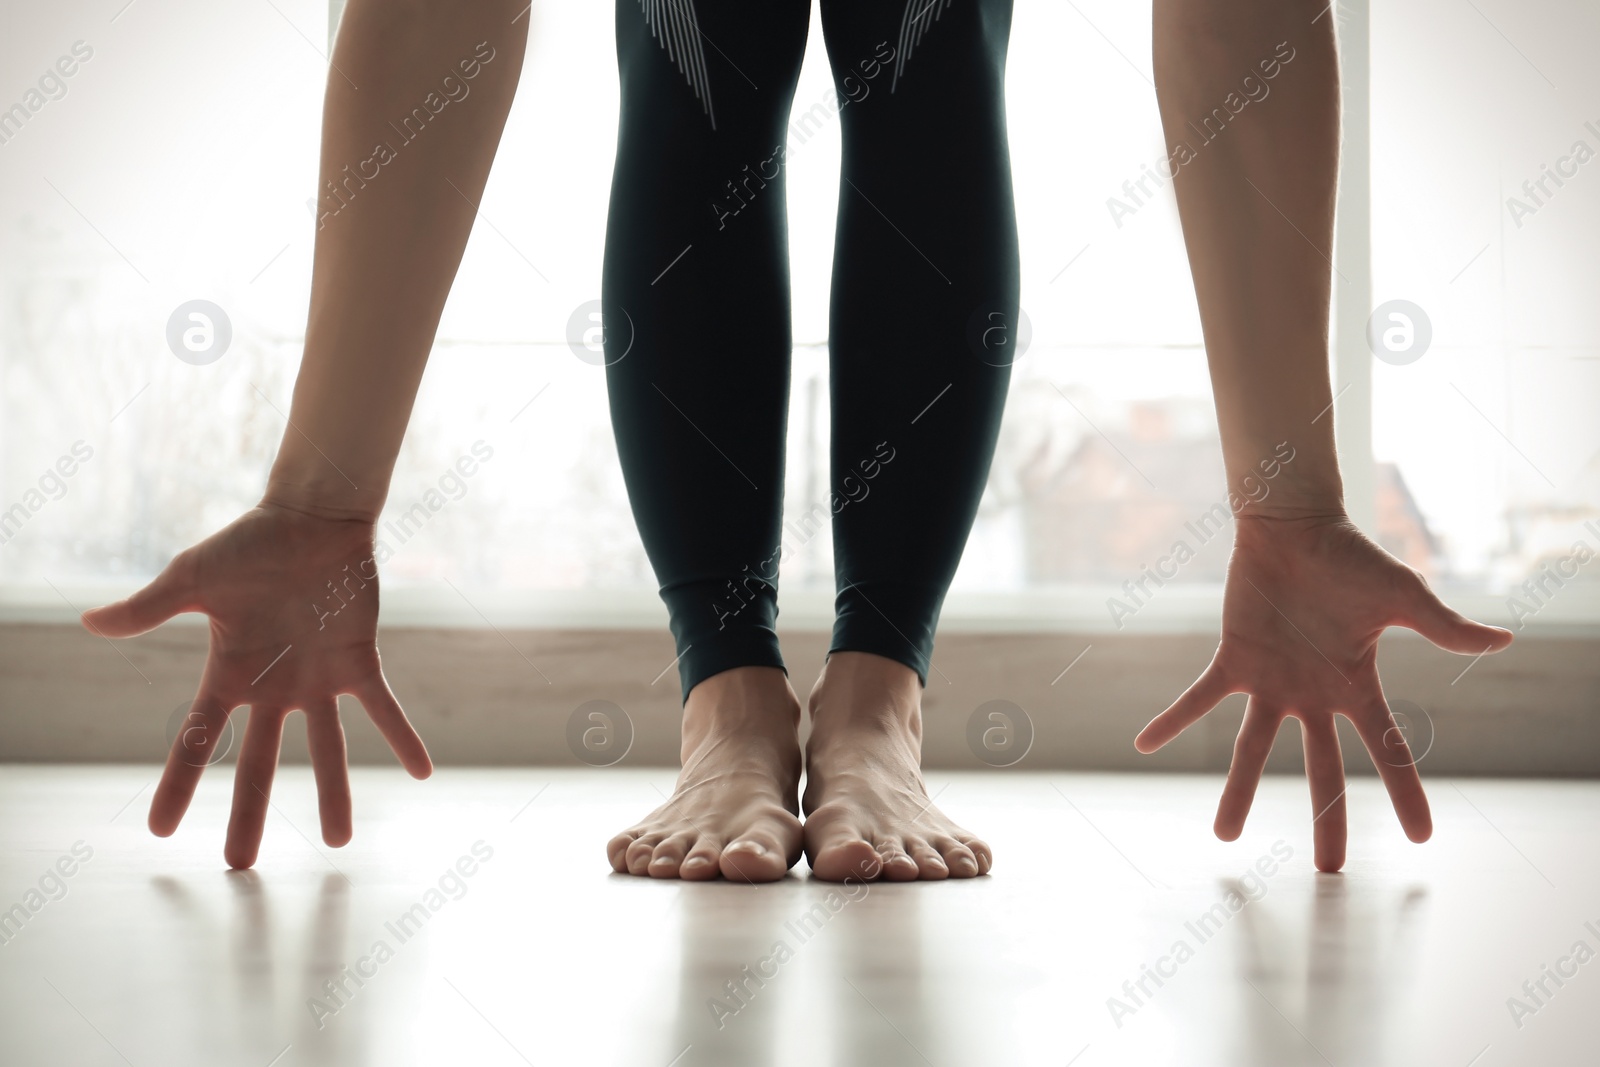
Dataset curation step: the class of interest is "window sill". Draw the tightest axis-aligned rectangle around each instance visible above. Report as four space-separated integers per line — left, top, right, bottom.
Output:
3 584 1595 635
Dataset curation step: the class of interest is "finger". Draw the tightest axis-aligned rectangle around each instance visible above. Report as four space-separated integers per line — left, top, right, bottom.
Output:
304 699 353 848
82 552 198 638
1348 702 1432 844
1300 714 1347 872
150 693 236 837
225 706 288 870
1137 659 1237 753
1214 698 1281 840
352 676 432 779
1399 575 1513 655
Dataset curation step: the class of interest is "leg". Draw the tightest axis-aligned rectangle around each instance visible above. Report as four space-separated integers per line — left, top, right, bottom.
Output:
802 0 1018 881
602 0 812 881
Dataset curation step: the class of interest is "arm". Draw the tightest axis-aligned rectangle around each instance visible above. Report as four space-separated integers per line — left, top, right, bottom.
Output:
82 0 530 868
1137 0 1511 870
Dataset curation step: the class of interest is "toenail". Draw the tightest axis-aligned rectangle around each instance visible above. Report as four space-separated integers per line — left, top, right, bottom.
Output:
731 841 766 855
684 856 710 867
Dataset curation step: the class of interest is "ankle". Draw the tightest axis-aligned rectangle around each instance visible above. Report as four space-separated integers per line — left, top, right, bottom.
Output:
680 666 800 760
807 652 922 739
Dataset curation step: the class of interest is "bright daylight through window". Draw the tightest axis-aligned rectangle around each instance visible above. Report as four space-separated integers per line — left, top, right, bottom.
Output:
1 0 1594 631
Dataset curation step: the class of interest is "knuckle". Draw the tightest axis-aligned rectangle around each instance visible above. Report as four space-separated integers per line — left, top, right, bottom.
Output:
1400 566 1433 597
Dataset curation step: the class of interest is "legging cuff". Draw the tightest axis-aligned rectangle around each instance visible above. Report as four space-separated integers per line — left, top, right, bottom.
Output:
661 577 787 703
828 580 944 688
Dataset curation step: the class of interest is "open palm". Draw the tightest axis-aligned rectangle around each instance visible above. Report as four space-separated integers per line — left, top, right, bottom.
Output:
82 504 432 868
1136 514 1513 871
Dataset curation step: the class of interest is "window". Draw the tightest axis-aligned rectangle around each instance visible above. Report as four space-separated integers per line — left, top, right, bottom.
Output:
2 0 1594 632
1369 0 1600 611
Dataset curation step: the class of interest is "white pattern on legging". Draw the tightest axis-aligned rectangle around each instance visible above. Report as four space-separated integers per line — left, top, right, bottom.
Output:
892 0 955 93
638 0 717 129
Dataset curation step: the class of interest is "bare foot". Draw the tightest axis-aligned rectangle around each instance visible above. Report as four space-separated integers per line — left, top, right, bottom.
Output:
607 666 804 882
802 652 992 882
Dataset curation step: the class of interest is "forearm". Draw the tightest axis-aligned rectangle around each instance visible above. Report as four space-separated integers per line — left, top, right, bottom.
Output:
264 0 529 522
1153 0 1344 518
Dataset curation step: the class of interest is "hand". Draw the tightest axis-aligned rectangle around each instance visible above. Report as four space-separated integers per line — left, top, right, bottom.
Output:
1135 513 1513 871
82 503 432 868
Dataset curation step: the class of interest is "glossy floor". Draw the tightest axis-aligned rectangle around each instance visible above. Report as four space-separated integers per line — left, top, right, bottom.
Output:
0 766 1595 1066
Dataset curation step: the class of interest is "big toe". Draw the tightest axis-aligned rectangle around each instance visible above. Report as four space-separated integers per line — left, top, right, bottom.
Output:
721 818 799 883
808 833 883 883
720 840 789 883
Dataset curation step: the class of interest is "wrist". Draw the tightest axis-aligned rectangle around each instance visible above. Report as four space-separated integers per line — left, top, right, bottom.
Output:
1232 509 1356 556
1233 496 1348 523
260 477 385 526
1225 447 1345 523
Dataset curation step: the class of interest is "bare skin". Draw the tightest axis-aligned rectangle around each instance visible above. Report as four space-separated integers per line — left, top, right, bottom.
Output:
606 667 804 882
606 653 989 883
1145 0 1512 869
802 652 991 882
84 0 530 868
1139 514 1511 872
83 505 430 869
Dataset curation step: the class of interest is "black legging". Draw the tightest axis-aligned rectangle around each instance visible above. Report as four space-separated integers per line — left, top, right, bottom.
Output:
603 0 1019 701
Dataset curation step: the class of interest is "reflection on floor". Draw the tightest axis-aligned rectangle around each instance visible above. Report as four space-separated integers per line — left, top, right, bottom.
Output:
0 766 1594 1066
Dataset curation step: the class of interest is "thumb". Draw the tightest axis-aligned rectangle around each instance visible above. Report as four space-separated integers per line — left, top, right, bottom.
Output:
82 553 198 638
1400 574 1513 655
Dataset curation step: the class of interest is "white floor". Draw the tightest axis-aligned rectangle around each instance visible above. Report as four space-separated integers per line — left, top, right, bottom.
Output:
0 767 1595 1067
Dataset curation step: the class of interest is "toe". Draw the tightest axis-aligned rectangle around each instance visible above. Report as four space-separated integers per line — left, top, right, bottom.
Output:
959 835 993 875
721 838 789 883
648 834 694 879
936 839 981 878
907 841 949 880
680 840 723 881
808 829 883 882
876 841 920 882
607 830 640 873
625 834 664 876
